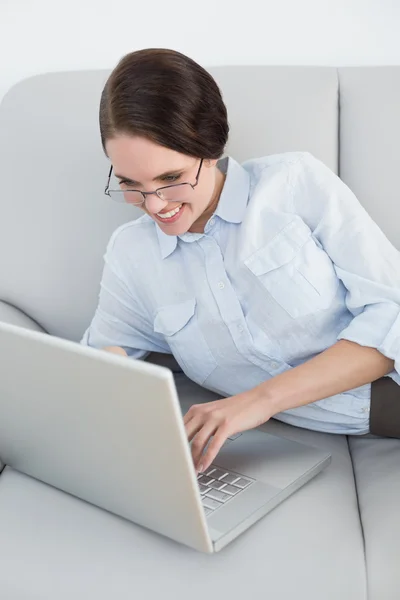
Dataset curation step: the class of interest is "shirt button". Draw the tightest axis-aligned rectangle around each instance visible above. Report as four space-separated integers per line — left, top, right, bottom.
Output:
238 325 244 333
209 217 215 226
217 281 225 289
270 361 279 370
362 406 370 413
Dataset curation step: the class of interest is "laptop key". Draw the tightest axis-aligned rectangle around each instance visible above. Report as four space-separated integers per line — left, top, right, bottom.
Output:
198 484 211 495
198 475 215 486
206 489 231 503
207 468 228 480
202 497 223 510
233 477 252 489
222 473 240 485
222 484 241 495
209 480 227 490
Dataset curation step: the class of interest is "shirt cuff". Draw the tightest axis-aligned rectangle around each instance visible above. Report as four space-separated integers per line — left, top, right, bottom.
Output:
338 305 400 376
377 311 400 377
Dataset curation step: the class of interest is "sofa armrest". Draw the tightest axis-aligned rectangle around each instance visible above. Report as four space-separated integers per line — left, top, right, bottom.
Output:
0 301 45 333
0 302 46 474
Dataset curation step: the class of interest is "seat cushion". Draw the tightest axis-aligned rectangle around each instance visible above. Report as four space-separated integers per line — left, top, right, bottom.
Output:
349 435 400 600
0 374 366 599
0 301 46 333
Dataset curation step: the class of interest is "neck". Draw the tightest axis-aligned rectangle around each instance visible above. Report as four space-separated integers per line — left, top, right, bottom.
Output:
189 167 226 234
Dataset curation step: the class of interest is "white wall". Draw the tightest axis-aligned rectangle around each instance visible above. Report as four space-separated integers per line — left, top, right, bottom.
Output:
0 0 399 102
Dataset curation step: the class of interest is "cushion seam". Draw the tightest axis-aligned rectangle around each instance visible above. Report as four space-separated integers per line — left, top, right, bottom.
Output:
347 435 369 600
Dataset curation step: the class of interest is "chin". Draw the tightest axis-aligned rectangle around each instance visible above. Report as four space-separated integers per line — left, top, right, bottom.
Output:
156 221 185 236
170 224 191 236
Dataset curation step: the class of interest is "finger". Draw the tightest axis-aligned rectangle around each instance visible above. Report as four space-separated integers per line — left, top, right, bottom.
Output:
199 428 229 473
182 406 193 426
185 416 204 442
102 346 127 356
191 423 218 468
183 404 203 426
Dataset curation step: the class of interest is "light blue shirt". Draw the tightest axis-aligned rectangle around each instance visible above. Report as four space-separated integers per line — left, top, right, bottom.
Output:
82 152 400 435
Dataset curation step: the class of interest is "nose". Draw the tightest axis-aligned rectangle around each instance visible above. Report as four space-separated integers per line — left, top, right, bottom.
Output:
144 193 168 215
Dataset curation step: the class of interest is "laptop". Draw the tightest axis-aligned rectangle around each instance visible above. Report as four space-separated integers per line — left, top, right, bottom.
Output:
0 321 331 553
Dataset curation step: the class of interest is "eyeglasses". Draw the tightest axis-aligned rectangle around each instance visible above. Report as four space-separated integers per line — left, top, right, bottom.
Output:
104 159 204 206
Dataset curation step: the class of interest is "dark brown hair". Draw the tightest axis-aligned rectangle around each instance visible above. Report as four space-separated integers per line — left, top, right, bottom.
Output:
99 48 229 159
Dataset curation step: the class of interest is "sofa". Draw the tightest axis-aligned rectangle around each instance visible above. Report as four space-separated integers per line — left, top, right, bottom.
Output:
0 65 399 599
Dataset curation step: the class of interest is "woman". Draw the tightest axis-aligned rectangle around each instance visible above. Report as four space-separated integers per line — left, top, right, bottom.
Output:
82 48 400 473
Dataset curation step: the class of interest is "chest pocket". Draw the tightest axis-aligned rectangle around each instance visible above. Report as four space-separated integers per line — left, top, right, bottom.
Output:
244 219 339 319
154 298 217 385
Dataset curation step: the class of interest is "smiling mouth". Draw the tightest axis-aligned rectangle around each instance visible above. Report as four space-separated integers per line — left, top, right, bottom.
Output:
155 203 185 222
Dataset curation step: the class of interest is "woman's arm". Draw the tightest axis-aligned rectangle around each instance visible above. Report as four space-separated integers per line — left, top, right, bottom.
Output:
291 152 400 382
81 234 168 359
258 339 393 416
185 339 393 474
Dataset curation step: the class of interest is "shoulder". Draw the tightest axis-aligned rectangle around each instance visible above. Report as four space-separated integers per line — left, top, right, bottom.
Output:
243 152 336 208
107 214 155 251
104 214 159 272
243 151 329 182
240 152 306 213
243 150 304 172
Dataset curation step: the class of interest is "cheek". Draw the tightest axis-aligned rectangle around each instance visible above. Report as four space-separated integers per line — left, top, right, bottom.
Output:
192 182 213 210
186 197 204 217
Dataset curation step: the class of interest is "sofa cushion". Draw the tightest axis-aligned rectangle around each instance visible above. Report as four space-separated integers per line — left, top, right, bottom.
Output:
349 435 400 600
338 67 400 250
0 301 45 333
210 66 338 169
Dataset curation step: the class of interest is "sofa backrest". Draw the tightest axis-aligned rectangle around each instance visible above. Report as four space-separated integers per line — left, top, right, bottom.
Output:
338 67 400 251
0 65 397 340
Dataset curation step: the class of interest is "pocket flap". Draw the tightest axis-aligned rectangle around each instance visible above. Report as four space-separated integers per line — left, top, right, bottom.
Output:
244 219 311 275
154 298 196 337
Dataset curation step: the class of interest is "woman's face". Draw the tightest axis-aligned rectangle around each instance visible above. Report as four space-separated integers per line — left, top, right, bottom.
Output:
105 135 223 236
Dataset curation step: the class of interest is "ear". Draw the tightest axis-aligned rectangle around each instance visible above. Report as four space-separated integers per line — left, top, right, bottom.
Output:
205 158 219 168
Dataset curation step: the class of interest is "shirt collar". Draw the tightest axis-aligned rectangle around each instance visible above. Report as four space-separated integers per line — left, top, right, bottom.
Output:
156 156 250 259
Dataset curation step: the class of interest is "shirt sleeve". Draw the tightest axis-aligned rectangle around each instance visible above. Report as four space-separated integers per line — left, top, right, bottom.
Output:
81 240 168 359
291 152 400 384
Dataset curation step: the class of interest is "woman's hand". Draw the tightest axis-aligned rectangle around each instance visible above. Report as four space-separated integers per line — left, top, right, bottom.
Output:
102 346 128 357
183 387 273 474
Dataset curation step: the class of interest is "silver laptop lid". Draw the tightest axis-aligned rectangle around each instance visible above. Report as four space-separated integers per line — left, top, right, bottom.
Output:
0 322 212 553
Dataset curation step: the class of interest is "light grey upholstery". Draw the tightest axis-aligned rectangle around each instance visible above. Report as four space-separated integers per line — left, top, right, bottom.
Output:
339 67 400 250
339 68 400 600
0 301 45 333
211 66 338 170
0 65 399 598
348 436 400 600
0 71 137 342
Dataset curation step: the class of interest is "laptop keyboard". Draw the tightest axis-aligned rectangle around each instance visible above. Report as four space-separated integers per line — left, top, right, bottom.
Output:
197 466 254 516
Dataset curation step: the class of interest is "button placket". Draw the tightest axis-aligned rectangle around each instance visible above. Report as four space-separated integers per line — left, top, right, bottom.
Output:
203 241 247 345
201 237 285 372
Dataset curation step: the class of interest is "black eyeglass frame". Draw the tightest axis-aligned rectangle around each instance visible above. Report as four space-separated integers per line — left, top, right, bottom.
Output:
104 158 204 204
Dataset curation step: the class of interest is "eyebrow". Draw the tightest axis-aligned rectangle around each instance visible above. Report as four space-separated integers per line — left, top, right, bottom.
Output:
114 167 186 185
